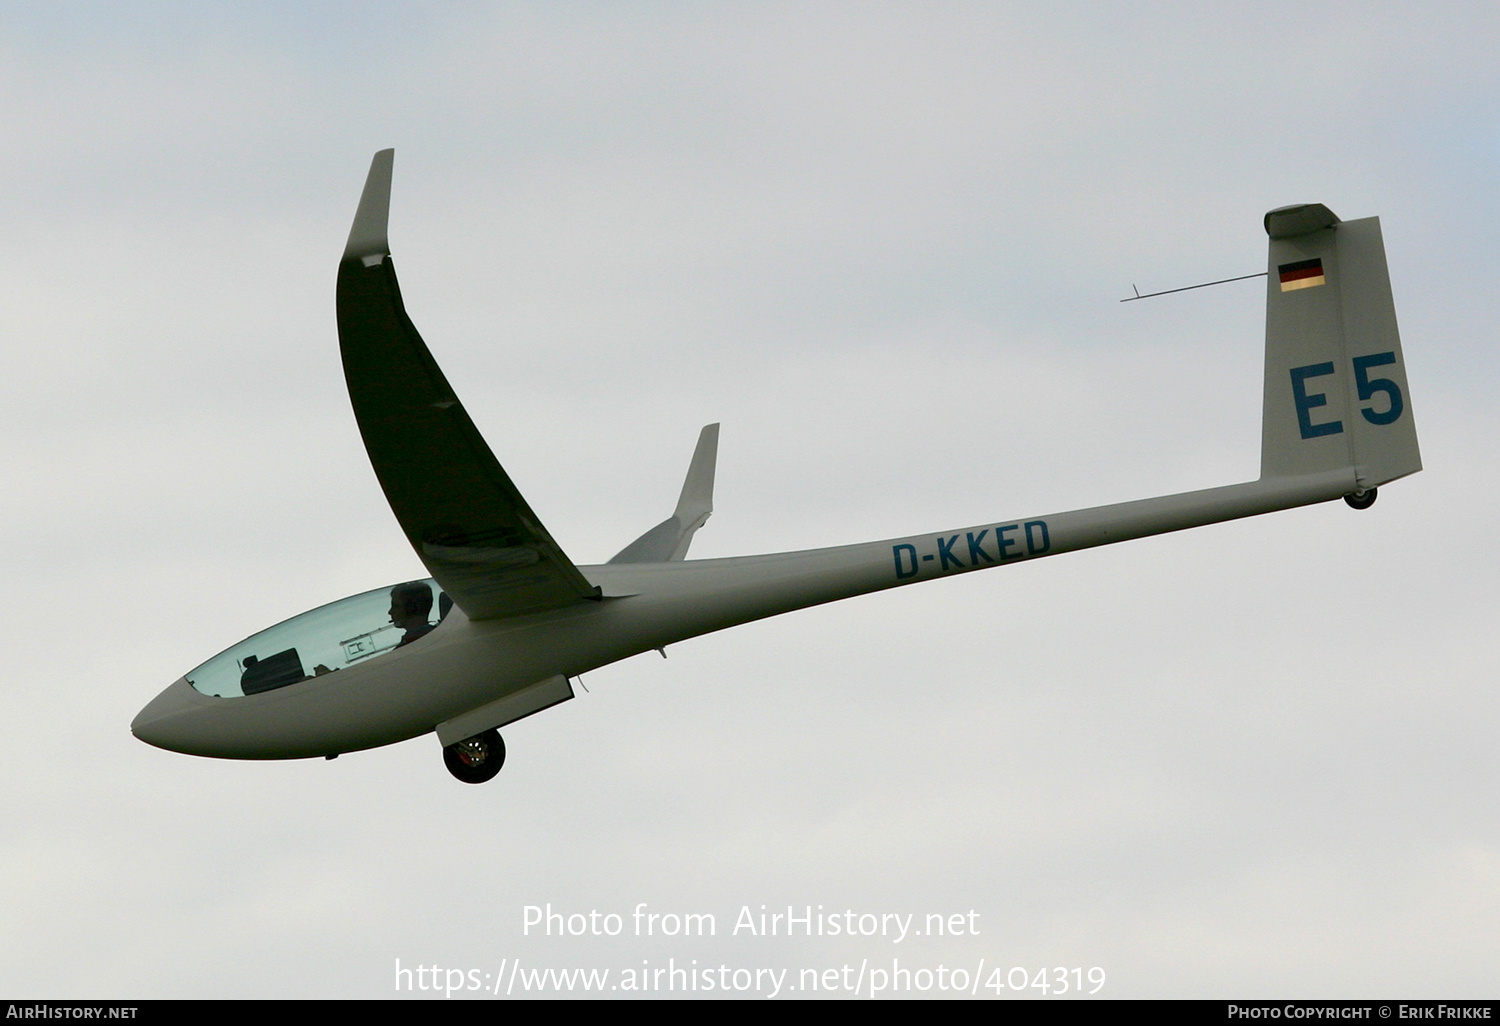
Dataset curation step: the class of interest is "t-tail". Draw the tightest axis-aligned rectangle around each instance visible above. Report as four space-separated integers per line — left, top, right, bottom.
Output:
1260 204 1420 501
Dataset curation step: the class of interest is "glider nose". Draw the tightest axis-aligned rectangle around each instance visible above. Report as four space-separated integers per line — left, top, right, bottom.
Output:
132 677 214 754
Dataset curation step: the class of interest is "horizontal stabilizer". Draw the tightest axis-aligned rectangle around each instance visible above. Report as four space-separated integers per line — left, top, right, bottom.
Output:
609 423 719 563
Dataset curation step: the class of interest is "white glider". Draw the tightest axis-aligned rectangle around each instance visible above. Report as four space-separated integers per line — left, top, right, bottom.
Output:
133 151 1421 782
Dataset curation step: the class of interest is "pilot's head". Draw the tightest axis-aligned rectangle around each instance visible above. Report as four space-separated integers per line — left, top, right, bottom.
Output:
389 581 434 628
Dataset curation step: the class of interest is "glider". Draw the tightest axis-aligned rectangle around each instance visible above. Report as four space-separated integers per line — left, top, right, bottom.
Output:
133 151 1421 782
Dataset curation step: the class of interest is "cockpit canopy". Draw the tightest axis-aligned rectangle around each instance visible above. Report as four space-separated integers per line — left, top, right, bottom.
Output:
186 579 448 698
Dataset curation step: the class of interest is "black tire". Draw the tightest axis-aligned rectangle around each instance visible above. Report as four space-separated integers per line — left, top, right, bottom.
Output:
443 728 506 784
1344 488 1378 510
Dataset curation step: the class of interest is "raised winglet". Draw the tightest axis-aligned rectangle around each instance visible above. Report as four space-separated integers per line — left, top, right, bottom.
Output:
343 149 394 266
673 422 718 529
609 423 720 563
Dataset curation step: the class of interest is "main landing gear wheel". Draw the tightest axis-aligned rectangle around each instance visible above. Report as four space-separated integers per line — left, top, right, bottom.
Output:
1344 487 1378 510
443 728 506 784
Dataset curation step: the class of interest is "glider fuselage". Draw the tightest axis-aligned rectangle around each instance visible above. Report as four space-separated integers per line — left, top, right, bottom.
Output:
133 467 1358 760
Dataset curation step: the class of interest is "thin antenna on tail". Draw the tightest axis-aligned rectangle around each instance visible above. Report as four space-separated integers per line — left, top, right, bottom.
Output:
1121 270 1266 302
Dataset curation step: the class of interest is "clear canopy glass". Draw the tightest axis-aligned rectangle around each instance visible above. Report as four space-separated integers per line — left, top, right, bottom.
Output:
186 579 448 698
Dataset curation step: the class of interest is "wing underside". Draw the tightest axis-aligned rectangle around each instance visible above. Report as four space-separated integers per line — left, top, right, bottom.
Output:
335 150 599 621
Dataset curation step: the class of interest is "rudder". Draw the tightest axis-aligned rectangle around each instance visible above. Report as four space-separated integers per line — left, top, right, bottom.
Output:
1259 204 1420 490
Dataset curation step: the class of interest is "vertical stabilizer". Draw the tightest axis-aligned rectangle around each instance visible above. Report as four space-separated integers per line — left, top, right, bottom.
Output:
1260 205 1420 489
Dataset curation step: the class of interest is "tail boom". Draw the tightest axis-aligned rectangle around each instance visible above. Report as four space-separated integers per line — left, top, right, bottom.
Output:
582 467 1357 657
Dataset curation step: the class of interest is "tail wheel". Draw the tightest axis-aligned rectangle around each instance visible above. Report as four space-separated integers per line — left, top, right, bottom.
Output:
1344 488 1378 510
443 728 506 784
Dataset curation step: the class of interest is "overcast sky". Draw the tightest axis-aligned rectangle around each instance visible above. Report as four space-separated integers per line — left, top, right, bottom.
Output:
2 1 1497 999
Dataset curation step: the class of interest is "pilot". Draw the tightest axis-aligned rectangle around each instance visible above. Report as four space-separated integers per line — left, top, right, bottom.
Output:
389 581 436 648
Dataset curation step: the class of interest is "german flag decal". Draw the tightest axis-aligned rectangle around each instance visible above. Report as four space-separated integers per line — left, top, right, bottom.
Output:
1279 257 1325 291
